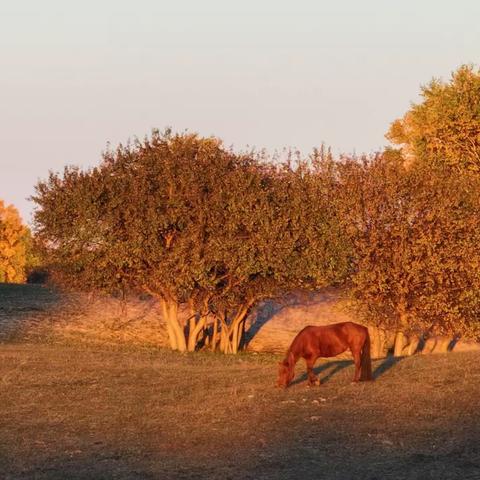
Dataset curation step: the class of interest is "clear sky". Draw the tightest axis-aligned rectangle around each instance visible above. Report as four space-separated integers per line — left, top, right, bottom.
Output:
1 1 479 224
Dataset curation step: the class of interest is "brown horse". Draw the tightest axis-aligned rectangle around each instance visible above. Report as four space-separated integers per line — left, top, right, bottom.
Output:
277 322 373 388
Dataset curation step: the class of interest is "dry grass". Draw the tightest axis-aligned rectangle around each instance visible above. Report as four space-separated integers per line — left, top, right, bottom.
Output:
3 284 479 357
0 283 170 348
1 343 480 479
2 283 480 478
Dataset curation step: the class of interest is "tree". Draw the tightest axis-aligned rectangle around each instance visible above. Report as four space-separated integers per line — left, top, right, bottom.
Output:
33 130 350 353
387 65 480 172
0 200 28 283
337 153 480 355
34 131 241 351
204 157 349 353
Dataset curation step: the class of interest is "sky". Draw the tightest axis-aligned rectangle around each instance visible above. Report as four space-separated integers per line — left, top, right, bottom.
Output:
1 1 479 225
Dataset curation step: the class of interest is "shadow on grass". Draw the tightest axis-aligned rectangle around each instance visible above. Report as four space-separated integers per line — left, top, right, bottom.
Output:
0 450 157 480
289 359 353 387
0 283 63 342
289 354 407 386
242 288 343 350
372 355 405 380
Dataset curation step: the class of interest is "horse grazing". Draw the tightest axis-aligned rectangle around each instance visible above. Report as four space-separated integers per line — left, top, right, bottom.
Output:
277 322 373 388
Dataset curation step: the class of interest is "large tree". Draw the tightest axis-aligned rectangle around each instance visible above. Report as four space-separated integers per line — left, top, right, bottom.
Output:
34 131 243 351
337 152 480 355
33 131 348 353
387 65 480 172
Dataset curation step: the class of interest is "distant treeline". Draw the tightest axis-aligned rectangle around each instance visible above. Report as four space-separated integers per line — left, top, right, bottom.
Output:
29 65 480 354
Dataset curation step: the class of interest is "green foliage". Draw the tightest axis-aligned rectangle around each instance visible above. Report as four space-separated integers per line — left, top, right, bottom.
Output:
387 64 480 172
337 153 480 340
33 130 347 352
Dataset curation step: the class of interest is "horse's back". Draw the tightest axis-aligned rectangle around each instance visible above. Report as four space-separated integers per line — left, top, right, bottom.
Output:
338 321 368 335
293 322 368 357
300 322 367 337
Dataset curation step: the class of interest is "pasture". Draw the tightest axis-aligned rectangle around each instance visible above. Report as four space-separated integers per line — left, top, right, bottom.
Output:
1 284 480 479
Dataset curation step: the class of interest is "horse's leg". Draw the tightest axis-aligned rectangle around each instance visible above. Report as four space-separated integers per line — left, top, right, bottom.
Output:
306 356 320 386
351 348 362 382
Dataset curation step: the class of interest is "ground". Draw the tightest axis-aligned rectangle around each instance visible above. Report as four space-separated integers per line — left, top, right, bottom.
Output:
1 284 480 479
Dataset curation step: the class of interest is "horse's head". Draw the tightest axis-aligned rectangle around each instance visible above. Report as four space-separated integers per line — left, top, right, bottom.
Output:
277 352 295 388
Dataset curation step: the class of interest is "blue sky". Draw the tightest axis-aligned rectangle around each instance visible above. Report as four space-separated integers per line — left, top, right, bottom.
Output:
1 0 479 224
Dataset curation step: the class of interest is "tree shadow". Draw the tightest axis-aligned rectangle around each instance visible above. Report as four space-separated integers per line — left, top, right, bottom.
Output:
243 289 339 349
447 337 460 352
372 354 405 379
242 299 292 348
0 283 63 342
0 448 157 480
408 333 460 355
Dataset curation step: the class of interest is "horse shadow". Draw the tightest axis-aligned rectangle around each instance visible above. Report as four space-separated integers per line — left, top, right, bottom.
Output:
289 359 353 387
288 354 406 387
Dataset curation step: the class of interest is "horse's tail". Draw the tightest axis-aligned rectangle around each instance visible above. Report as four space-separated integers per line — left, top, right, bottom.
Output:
360 329 373 381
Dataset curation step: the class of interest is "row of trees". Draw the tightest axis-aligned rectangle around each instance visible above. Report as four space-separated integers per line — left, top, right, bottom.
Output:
32 65 480 354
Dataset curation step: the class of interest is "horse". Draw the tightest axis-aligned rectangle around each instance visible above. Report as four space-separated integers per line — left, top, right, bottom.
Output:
277 322 373 388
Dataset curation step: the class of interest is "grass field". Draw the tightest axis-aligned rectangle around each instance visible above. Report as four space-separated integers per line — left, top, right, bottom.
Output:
1 284 480 479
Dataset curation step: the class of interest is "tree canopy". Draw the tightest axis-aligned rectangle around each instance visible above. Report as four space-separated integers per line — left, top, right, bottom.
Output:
336 152 480 352
387 65 480 172
33 130 348 353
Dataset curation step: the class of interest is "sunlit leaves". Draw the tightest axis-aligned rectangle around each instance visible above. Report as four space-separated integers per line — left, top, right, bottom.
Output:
32 131 348 351
337 153 480 339
0 200 29 283
387 64 480 172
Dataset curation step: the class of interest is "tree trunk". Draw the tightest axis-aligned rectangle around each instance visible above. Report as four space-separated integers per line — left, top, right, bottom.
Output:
231 319 244 354
223 304 250 354
211 317 219 352
369 327 382 359
187 316 207 352
393 331 405 357
160 299 186 352
165 321 178 350
213 302 253 354
394 305 409 357
219 316 230 353
406 336 418 356
231 321 239 354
